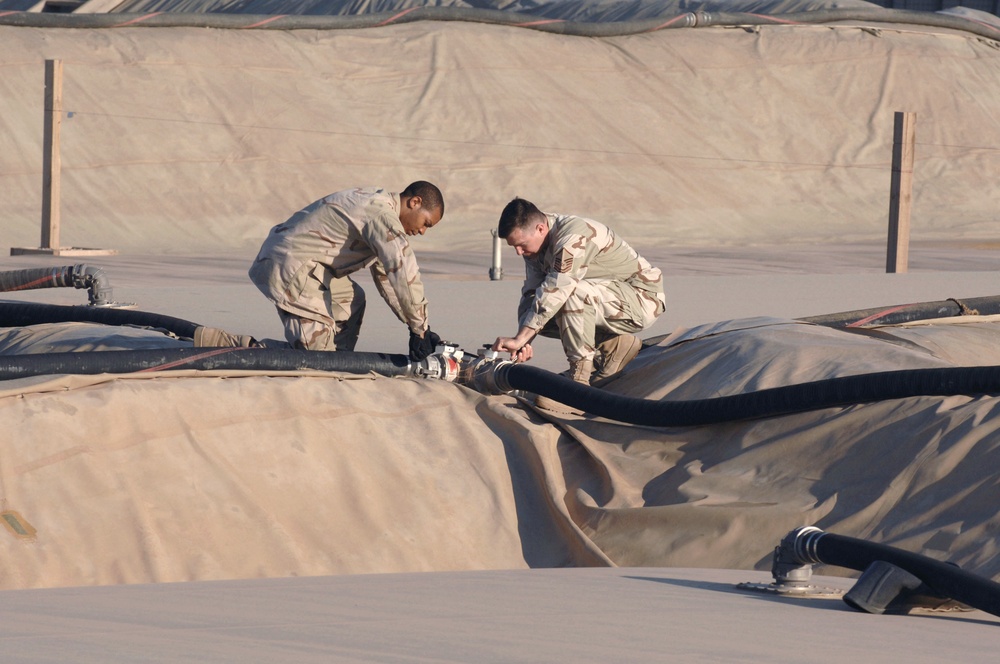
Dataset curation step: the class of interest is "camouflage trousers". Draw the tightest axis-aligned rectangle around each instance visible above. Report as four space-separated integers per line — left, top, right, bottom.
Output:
522 279 664 363
276 271 366 351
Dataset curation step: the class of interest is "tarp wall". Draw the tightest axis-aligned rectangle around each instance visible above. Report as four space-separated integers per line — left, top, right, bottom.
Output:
1 16 998 254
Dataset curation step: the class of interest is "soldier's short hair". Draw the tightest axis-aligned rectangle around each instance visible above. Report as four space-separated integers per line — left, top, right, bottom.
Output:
401 181 444 216
497 197 545 238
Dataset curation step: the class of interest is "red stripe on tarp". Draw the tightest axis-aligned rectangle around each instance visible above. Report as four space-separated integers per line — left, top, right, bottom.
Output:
642 14 692 32
242 15 287 28
514 19 565 27
846 304 913 327
111 12 163 27
136 347 244 372
746 13 800 24
966 17 1000 34
376 7 420 26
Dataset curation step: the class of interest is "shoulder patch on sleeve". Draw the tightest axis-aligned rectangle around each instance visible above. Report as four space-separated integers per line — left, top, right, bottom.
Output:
555 248 574 273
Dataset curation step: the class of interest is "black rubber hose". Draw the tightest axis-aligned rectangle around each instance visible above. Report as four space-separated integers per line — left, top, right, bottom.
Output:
697 8 1000 41
0 266 115 306
7 299 1000 424
0 267 76 293
495 362 1000 427
0 7 700 34
788 527 1000 618
0 8 996 41
0 302 200 340
801 295 1000 328
0 347 414 380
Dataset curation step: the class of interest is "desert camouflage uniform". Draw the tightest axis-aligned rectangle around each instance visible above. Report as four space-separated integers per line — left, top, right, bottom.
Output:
518 213 665 362
249 187 429 351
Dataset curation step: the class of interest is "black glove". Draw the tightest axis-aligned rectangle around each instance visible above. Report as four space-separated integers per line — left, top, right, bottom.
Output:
408 328 442 361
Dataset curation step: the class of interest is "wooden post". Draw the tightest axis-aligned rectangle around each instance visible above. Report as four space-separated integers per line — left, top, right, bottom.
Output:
41 58 63 250
886 111 915 274
11 59 116 257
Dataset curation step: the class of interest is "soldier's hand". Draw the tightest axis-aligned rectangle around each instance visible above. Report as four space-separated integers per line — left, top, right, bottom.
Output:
492 336 516 353
493 337 532 363
409 328 440 361
514 343 533 363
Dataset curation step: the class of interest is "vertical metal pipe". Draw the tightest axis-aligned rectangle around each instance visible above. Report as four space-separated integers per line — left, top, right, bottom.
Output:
489 229 503 281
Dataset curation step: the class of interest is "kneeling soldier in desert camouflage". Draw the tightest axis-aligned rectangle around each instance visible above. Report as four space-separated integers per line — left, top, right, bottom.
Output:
491 197 665 414
250 181 445 361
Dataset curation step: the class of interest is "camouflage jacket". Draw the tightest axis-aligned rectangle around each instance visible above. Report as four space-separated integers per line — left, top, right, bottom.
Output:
249 187 428 334
519 213 664 330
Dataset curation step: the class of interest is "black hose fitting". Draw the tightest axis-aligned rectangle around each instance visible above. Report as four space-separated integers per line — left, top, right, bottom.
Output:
776 527 1000 618
0 265 115 306
842 560 966 614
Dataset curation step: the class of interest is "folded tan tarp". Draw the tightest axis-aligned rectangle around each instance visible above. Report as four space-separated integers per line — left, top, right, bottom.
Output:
2 314 999 590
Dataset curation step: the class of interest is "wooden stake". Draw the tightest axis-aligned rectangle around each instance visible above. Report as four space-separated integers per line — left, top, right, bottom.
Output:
41 58 63 250
886 111 915 274
12 59 116 257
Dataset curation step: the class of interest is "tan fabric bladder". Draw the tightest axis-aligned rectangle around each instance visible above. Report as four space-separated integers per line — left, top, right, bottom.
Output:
2 315 999 589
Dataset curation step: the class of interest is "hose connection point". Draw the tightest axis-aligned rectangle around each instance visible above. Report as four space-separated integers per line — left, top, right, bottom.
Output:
419 343 465 381
415 344 514 393
69 264 111 306
66 264 135 308
789 525 826 564
455 346 513 395
769 526 827 590
737 525 842 598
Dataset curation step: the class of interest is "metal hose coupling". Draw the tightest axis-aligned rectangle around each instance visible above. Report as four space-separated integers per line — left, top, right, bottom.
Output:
417 343 465 381
415 344 515 393
789 526 827 564
770 526 826 589
460 347 514 395
68 264 114 306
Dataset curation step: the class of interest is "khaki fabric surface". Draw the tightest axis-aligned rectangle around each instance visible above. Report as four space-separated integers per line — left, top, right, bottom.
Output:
2 20 999 255
1 316 1000 589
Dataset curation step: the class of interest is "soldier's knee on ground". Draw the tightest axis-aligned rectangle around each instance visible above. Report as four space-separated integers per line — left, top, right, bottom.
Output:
193 326 259 348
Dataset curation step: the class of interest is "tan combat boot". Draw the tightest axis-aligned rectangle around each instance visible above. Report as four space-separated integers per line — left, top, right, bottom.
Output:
593 334 642 382
534 357 593 415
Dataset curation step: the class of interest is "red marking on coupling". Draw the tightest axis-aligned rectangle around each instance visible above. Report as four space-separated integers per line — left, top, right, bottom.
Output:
112 12 164 27
137 347 244 372
846 304 912 327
